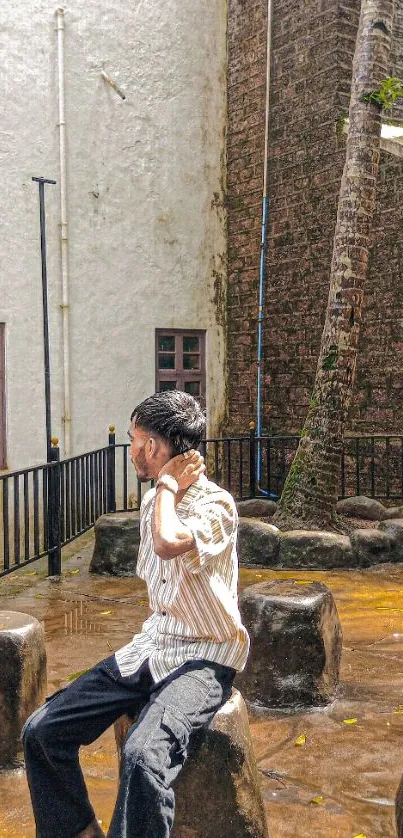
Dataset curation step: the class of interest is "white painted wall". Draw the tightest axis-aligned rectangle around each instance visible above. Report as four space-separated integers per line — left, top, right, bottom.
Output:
0 0 227 470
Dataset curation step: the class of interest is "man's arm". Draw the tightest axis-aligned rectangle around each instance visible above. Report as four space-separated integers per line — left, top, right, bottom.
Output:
151 450 205 560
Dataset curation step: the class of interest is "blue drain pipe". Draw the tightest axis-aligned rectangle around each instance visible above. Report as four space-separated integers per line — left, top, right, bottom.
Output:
256 195 277 499
256 0 277 499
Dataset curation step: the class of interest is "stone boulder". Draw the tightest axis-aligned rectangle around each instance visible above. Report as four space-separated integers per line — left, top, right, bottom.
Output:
237 498 277 519
335 495 386 520
114 689 269 838
279 530 353 569
90 511 140 576
238 518 280 566
349 528 391 567
382 505 403 520
378 519 403 561
0 611 47 766
237 580 342 708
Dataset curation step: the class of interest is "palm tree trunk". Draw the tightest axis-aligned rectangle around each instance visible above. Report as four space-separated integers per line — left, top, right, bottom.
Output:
275 0 396 530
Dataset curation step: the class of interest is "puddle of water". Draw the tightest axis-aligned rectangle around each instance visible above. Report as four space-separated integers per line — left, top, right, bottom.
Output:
42 599 111 637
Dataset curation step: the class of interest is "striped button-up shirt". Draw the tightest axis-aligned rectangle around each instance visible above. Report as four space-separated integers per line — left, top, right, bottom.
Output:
115 475 249 683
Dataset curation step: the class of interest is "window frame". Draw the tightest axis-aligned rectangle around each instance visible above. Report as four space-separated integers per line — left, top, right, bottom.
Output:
155 329 206 404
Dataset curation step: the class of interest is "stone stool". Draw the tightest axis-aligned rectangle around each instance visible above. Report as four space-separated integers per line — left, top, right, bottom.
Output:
236 580 342 708
114 689 269 838
0 611 47 766
90 511 140 576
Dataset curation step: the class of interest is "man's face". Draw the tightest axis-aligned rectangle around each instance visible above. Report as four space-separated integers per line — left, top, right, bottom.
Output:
128 418 172 481
128 420 153 481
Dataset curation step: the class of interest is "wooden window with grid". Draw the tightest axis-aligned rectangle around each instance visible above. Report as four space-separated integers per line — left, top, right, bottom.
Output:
0 325 6 468
155 330 206 407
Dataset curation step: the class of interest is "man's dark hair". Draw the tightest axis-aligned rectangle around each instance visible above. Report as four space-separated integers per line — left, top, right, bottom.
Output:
131 391 206 455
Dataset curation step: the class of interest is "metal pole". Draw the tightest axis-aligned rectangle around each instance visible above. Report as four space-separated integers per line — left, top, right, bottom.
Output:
32 176 56 461
107 425 116 512
48 438 62 576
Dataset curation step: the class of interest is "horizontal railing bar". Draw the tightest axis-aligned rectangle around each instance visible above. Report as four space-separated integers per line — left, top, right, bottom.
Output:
0 549 49 578
60 447 110 466
0 462 56 482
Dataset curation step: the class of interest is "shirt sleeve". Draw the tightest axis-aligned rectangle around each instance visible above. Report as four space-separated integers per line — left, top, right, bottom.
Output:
180 492 238 574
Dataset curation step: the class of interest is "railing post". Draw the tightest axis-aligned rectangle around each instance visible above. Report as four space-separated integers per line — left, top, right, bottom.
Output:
48 438 61 576
249 421 256 498
107 425 116 512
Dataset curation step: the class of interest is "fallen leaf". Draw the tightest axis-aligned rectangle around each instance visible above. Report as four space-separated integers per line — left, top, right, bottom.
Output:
376 606 403 612
294 734 307 746
311 795 324 805
393 707 403 715
294 580 314 585
99 610 112 616
343 718 358 725
24 571 37 576
67 669 88 682
66 568 80 575
352 834 367 838
106 640 112 650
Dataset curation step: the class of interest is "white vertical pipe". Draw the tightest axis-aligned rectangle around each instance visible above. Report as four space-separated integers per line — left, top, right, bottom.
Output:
56 7 71 456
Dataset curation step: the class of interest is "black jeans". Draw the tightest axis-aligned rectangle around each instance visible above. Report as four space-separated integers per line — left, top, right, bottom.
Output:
22 655 235 838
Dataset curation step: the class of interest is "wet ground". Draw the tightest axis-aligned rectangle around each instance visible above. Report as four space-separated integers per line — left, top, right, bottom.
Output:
1 533 403 838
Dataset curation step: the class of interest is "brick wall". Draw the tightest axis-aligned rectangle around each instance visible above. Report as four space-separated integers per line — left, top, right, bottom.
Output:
226 0 403 436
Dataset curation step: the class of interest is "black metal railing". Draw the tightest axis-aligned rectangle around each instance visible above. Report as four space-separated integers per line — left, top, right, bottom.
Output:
1 428 403 578
0 428 120 579
202 429 403 502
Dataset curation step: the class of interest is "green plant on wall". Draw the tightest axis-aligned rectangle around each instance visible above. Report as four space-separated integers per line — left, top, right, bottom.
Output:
361 76 403 109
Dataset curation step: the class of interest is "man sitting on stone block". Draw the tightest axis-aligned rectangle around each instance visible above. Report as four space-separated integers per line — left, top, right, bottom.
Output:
23 391 249 838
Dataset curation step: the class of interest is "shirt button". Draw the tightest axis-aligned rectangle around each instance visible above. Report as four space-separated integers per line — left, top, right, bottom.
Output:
162 579 166 584
162 611 167 616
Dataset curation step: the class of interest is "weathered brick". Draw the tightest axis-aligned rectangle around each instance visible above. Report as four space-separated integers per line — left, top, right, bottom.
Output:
227 0 403 436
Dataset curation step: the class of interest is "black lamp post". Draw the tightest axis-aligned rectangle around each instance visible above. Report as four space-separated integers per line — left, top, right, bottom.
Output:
32 176 56 462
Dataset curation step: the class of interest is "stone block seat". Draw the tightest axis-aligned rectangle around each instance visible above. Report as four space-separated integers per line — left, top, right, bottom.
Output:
114 688 269 838
236 580 342 709
0 611 47 766
90 511 140 576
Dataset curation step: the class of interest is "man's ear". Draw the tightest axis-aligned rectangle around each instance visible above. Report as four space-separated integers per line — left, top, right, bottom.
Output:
147 436 158 458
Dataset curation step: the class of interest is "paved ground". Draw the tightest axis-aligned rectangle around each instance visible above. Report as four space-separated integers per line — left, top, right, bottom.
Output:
1 533 403 837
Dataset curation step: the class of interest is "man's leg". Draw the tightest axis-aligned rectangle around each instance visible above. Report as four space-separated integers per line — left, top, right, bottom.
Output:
107 660 235 838
23 656 153 838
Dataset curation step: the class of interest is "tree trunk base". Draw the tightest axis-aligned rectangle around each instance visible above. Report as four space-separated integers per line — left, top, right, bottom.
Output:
272 509 345 534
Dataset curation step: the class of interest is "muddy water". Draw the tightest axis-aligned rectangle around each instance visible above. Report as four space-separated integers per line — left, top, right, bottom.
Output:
1 537 403 837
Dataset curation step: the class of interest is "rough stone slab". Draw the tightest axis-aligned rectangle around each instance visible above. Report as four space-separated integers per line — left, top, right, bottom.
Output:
279 530 353 569
237 498 278 518
335 495 386 520
0 611 47 766
114 689 270 838
236 581 342 708
238 518 280 566
349 528 391 567
382 505 403 520
90 512 140 576
378 519 403 561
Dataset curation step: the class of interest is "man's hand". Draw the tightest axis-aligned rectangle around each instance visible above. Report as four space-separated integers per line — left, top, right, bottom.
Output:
157 450 205 492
